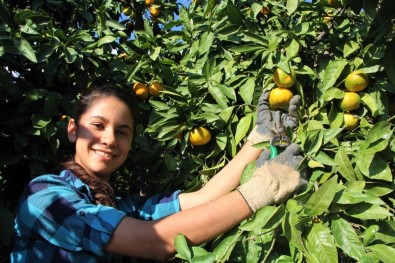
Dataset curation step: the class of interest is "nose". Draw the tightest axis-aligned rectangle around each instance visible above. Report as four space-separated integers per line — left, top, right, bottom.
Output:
102 129 117 147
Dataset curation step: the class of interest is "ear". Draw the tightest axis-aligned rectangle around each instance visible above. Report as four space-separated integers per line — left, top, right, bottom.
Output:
67 119 77 143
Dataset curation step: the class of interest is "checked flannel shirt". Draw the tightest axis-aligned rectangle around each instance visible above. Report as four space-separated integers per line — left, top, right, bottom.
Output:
10 170 181 262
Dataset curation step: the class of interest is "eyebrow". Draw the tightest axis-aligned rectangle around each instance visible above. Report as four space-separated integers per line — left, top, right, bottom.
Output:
89 116 133 131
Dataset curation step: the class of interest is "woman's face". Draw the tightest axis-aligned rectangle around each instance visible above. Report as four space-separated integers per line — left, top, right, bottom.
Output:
68 96 134 180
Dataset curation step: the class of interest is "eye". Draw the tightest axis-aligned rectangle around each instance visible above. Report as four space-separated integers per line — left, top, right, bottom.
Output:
117 129 130 137
91 123 104 129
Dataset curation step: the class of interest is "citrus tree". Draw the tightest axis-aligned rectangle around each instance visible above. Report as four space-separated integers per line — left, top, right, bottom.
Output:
1 0 394 262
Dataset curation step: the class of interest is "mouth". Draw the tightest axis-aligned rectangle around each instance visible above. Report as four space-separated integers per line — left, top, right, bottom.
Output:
94 149 115 159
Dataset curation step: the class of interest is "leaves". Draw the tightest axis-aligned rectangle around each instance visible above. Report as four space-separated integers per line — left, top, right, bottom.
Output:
1 0 395 262
331 217 366 261
305 223 338 263
304 175 338 216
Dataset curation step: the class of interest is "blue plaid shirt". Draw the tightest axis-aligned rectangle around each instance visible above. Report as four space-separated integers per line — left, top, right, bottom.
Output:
11 170 181 262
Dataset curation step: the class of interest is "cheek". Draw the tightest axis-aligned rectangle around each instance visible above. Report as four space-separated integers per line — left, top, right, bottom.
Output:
120 137 133 152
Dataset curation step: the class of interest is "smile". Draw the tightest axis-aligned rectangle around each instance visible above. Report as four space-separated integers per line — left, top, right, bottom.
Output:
94 150 115 158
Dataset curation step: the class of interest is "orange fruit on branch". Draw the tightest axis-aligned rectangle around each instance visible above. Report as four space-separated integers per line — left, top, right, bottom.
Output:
150 6 160 17
123 7 132 16
189 126 211 146
132 82 150 100
260 6 270 15
339 91 361 112
269 87 294 110
345 70 369 92
149 81 163 97
145 0 154 6
273 67 296 88
343 113 359 130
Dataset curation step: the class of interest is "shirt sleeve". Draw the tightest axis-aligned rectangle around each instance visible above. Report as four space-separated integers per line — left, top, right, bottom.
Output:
15 175 126 257
116 190 181 220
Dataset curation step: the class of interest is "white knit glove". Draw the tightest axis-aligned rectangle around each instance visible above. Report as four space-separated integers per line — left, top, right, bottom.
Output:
237 144 307 212
247 91 301 144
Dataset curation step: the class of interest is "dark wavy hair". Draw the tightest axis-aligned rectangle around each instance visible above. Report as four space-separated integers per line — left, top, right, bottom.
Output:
61 84 139 207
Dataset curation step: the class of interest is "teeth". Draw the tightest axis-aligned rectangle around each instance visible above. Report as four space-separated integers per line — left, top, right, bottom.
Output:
95 150 114 158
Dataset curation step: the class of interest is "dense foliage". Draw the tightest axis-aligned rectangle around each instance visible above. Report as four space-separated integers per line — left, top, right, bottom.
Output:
1 0 394 262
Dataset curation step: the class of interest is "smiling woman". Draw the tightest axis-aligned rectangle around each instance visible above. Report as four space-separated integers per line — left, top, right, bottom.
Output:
10 85 305 262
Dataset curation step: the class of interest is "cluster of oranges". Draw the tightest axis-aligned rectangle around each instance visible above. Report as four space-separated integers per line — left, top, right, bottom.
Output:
145 0 160 19
132 81 163 100
269 67 297 110
338 70 369 130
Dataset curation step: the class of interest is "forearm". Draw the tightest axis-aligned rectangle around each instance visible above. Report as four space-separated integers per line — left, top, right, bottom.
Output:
179 141 261 209
105 191 252 260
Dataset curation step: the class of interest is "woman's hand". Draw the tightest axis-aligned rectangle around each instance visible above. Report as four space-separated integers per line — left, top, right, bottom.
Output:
247 91 301 145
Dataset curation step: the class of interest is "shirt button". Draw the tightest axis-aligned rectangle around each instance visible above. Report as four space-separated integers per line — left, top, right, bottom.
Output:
79 211 85 216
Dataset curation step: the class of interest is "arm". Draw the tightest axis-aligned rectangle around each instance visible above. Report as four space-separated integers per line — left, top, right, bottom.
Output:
178 141 261 210
105 190 252 261
178 93 301 210
105 144 306 261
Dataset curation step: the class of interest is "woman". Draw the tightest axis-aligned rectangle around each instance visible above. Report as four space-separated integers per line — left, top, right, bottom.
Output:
11 84 305 262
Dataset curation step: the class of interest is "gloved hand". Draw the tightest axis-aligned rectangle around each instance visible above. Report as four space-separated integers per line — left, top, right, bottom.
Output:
247 91 301 144
237 143 307 212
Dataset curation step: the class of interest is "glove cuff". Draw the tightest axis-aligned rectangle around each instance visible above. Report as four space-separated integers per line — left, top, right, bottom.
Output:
236 181 274 212
247 126 274 145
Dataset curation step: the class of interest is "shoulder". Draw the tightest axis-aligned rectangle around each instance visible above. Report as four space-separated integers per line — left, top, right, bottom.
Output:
28 170 85 192
21 170 91 206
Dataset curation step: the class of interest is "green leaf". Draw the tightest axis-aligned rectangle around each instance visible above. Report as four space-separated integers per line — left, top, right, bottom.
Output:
106 20 125 30
283 212 306 252
228 45 264 54
360 92 379 117
313 151 338 166
304 130 323 156
335 190 385 206
213 231 242 262
13 38 37 62
374 221 395 245
346 203 392 220
368 244 395 263
321 60 348 91
217 83 236 101
305 223 338 263
97 35 116 46
243 31 268 47
226 4 244 26
31 114 51 129
239 160 255 185
320 88 343 103
360 121 392 152
285 39 300 59
331 217 366 262
322 128 343 145
235 114 253 145
356 153 392 181
362 225 379 246
239 77 255 105
208 84 228 109
191 253 216 263
334 147 356 181
65 46 77 63
174 233 192 261
304 175 338 216
240 205 284 232
343 40 360 58
286 0 299 15
198 31 214 56
215 133 227 151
